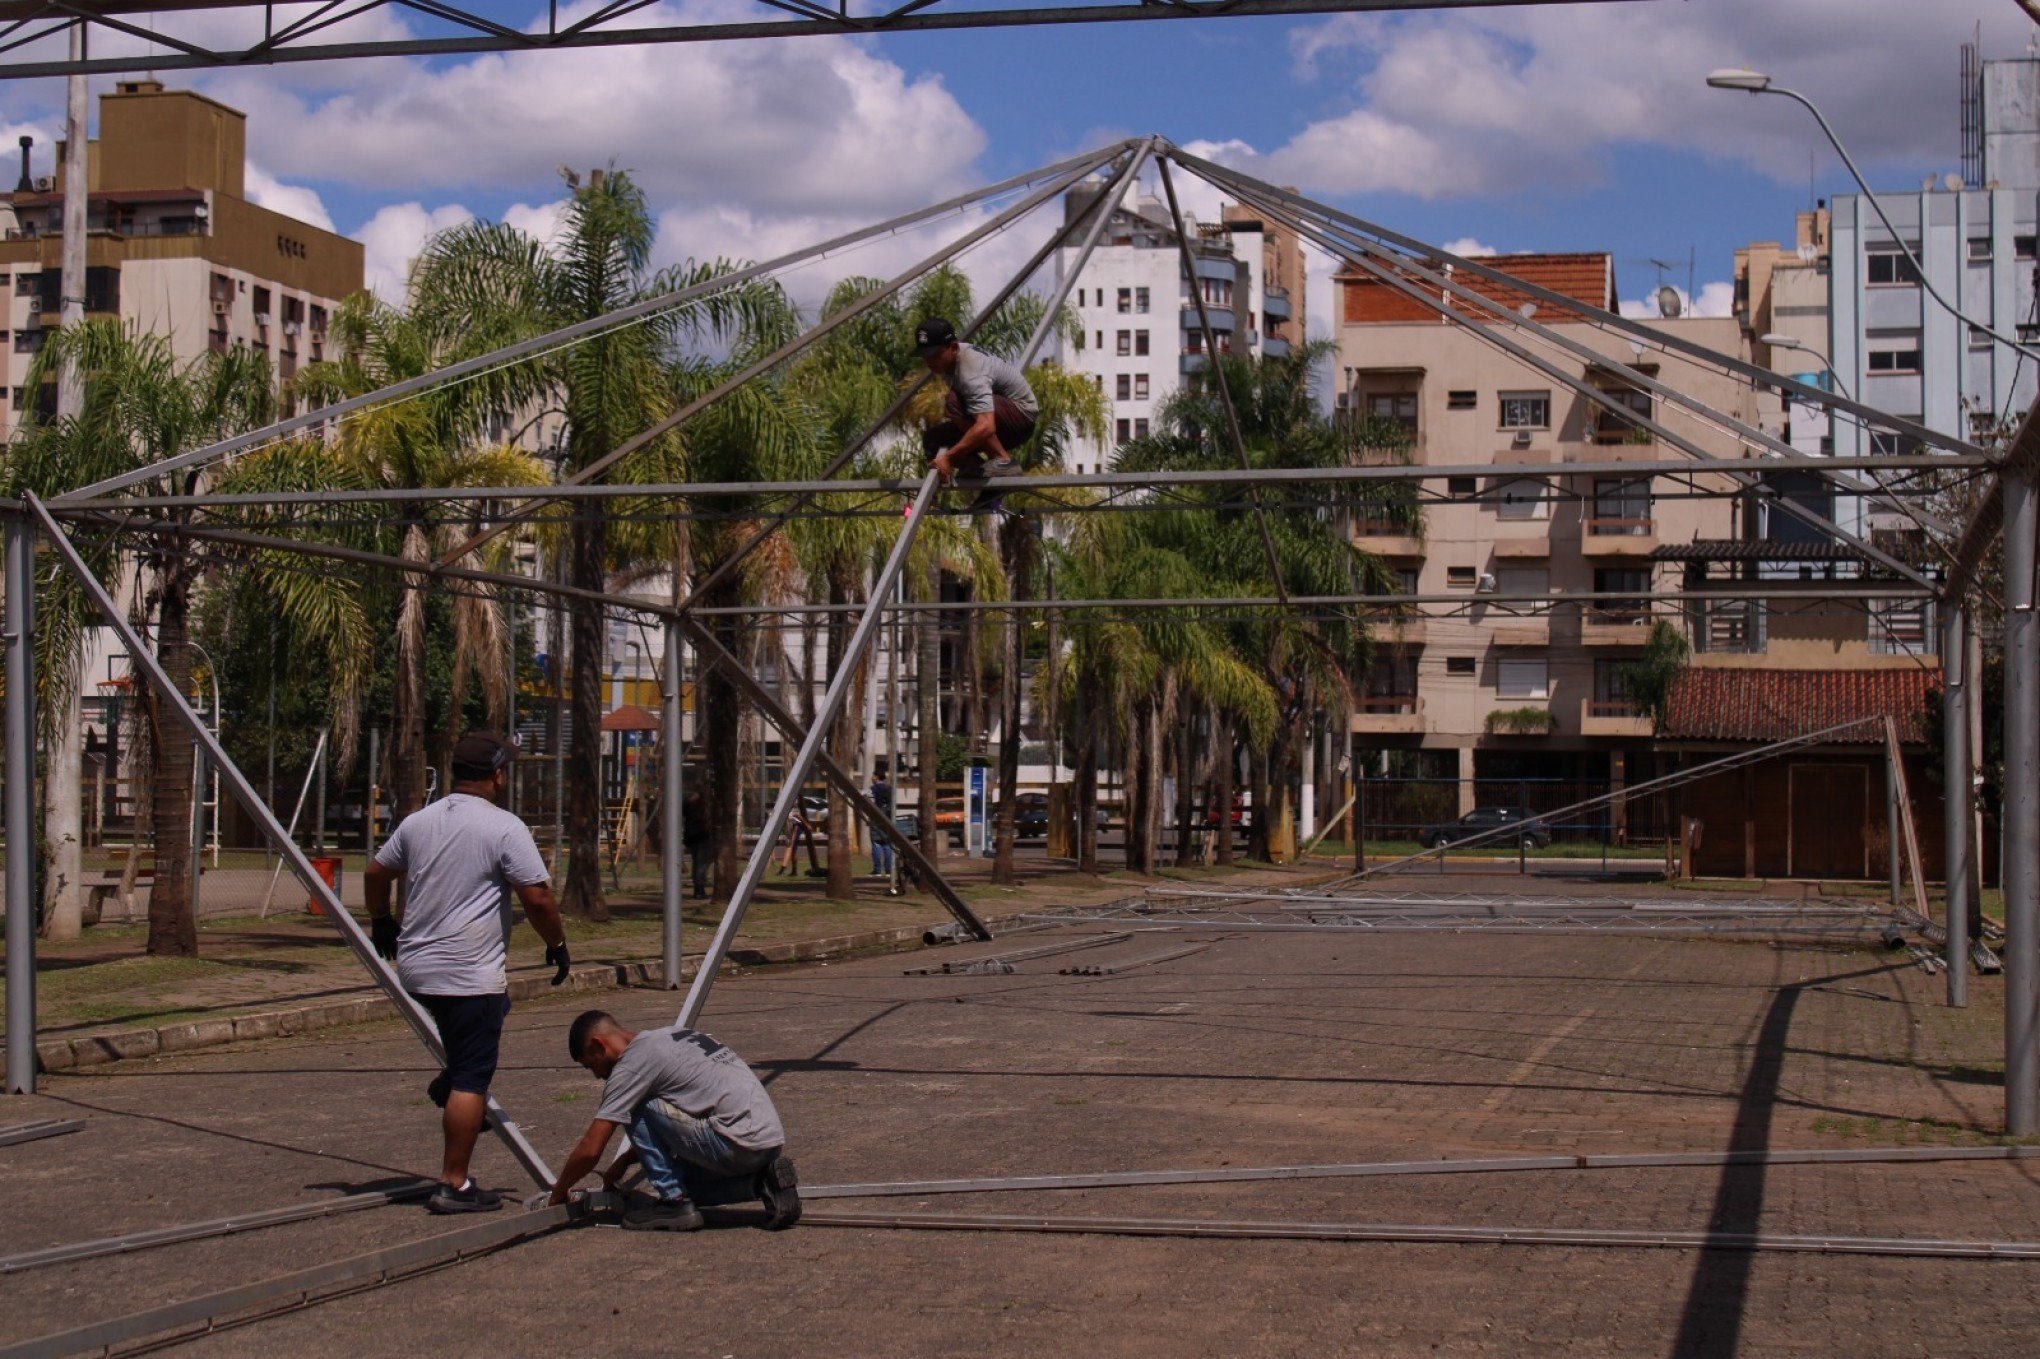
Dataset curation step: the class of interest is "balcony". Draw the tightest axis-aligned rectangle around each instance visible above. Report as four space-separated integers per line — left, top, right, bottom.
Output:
1582 518 1658 556
1263 287 1292 322
1351 518 1425 558
1580 698 1651 738
1181 352 1209 375
1183 303 1234 331
1492 538 1550 560
1261 335 1291 359
1490 617 1550 646
1557 439 1657 464
1360 616 1427 645
1580 610 1653 646
1352 695 1425 735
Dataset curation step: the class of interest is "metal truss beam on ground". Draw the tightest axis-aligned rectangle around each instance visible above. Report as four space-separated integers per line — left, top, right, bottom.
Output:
1019 897 1897 937
0 0 1642 80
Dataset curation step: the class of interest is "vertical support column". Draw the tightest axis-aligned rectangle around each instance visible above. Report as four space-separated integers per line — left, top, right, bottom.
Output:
1944 605 1972 1007
4 516 37 1094
2003 471 2038 1135
1886 744 1901 906
661 616 684 990
189 748 207 921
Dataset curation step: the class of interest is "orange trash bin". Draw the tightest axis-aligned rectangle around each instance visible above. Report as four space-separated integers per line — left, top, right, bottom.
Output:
308 855 342 916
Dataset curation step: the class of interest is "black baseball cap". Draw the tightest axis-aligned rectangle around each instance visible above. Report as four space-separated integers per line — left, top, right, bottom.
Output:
912 317 958 357
451 730 519 779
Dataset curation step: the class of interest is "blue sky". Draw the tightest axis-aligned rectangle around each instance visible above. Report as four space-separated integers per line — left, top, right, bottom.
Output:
0 0 2025 320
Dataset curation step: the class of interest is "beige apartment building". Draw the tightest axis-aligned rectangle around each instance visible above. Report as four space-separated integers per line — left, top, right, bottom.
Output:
1335 251 1928 817
0 80 362 435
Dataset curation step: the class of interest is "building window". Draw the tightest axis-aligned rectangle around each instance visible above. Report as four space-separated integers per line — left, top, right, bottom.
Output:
1968 237 1994 262
1095 330 1103 350
1447 566 1477 589
252 284 272 314
1447 475 1478 496
1116 287 1131 314
1116 373 1131 401
1970 325 1994 350
1498 391 1550 430
12 329 40 354
1496 657 1549 700
1493 477 1549 520
13 273 35 297
1366 392 1419 438
1865 247 1922 287
1445 656 1476 676
1115 418 1131 444
1869 598 1936 657
1592 385 1653 443
8 386 22 410
1495 567 1548 599
1134 287 1150 314
1594 569 1650 618
1866 341 1922 375
1134 373 1149 400
1591 477 1652 533
310 303 327 332
1592 659 1636 710
2018 235 2037 261
1134 330 1150 356
1133 418 1149 439
1116 330 1131 356
1446 390 1476 410
1870 426 1924 456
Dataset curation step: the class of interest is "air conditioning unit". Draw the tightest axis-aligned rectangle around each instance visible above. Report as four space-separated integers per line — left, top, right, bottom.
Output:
1476 572 1497 594
282 320 300 336
31 176 51 193
211 299 228 315
254 312 269 327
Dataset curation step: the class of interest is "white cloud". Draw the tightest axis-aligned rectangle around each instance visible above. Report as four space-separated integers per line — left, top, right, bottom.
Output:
1260 2 2023 199
1441 237 1499 258
244 164 333 232
356 201 472 303
1618 280 1734 320
204 0 983 218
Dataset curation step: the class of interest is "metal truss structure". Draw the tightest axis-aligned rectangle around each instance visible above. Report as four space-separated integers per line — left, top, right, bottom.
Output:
0 0 1639 81
1 135 2024 1152
1020 896 1894 938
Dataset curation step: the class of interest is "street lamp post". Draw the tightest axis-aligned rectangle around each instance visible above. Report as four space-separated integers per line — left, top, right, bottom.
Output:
1759 333 1851 399
1708 68 2040 362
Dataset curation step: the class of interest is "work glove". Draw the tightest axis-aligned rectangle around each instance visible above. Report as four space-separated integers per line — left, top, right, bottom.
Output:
371 915 400 961
546 941 572 986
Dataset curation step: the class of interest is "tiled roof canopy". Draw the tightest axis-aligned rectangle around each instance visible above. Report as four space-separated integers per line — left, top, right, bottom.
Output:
1339 252 1616 326
1659 667 1937 745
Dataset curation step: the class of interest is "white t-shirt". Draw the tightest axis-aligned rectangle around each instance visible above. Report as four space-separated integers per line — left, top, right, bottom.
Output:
374 793 550 996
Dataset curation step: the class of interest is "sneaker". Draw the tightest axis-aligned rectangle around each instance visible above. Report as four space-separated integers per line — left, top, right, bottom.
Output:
622 1195 706 1232
427 1180 503 1215
755 1153 802 1230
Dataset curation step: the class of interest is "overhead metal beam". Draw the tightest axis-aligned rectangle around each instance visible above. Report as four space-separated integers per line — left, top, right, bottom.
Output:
0 0 1644 80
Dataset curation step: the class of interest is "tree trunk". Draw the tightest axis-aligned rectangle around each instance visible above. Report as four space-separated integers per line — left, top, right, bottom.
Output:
1214 712 1236 867
1247 744 1272 862
146 576 198 957
1174 701 1197 866
1143 700 1165 873
824 562 857 901
391 526 430 821
1125 697 1150 875
564 515 609 920
916 560 942 866
42 686 82 940
992 521 1029 885
1075 666 1099 875
698 584 745 898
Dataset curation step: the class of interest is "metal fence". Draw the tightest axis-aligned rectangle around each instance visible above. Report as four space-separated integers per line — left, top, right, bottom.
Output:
1355 776 1677 847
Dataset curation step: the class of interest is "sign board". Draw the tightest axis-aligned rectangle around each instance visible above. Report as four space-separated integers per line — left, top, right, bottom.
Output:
967 765 987 855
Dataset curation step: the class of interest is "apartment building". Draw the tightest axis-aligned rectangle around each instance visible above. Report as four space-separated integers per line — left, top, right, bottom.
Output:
1335 249 1937 824
0 80 363 436
1055 180 1305 473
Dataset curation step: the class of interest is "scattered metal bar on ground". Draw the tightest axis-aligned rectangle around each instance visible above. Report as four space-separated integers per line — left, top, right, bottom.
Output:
0 1204 577 1359
1060 942 1214 976
903 932 1133 975
802 1145 2040 1202
793 1208 2040 1260
0 1181 437 1276
0 1118 83 1148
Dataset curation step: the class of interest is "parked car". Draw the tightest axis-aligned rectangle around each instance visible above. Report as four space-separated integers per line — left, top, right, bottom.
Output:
1420 807 1549 849
933 798 965 829
996 792 1049 839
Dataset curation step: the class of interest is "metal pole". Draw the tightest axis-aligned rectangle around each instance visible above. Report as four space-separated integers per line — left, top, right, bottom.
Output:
677 473 942 1027
23 494 557 1184
2006 469 2039 1135
188 747 206 921
1887 741 1902 906
661 616 684 990
4 517 36 1094
1945 605 1973 1006
365 727 380 858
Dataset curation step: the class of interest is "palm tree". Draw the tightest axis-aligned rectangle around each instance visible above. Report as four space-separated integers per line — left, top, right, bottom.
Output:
295 294 551 821
9 321 371 955
409 166 784 921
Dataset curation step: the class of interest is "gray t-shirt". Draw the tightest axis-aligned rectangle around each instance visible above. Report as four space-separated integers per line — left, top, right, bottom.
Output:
594 1024 786 1152
374 793 550 996
946 343 1039 419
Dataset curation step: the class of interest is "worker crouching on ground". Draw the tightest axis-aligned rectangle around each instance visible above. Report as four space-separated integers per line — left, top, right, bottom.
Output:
548 1010 801 1232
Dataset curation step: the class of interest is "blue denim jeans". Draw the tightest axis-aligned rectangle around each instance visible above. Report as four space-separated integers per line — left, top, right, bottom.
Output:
872 836 895 876
626 1098 774 1206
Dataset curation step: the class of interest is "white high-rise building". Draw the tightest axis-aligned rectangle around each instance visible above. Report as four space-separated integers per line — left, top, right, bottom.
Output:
1053 181 1305 474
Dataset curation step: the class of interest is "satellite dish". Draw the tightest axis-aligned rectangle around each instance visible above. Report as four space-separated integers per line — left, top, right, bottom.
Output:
1945 172 1965 192
1656 284 1683 318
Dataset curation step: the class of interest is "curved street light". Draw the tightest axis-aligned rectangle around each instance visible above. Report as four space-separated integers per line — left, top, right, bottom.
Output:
1708 68 2040 362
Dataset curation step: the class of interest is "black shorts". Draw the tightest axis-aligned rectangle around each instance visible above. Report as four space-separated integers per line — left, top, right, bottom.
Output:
414 992 511 1096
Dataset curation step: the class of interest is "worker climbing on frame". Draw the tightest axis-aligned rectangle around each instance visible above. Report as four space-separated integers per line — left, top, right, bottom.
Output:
914 316 1038 517
366 730 571 1215
548 1010 802 1232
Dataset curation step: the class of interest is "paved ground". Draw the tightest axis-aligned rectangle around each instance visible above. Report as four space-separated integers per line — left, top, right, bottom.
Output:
4 870 2034 1357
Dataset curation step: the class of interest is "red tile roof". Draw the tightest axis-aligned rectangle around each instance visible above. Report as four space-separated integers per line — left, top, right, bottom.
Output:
601 703 660 733
1339 252 1616 325
1659 667 1937 745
